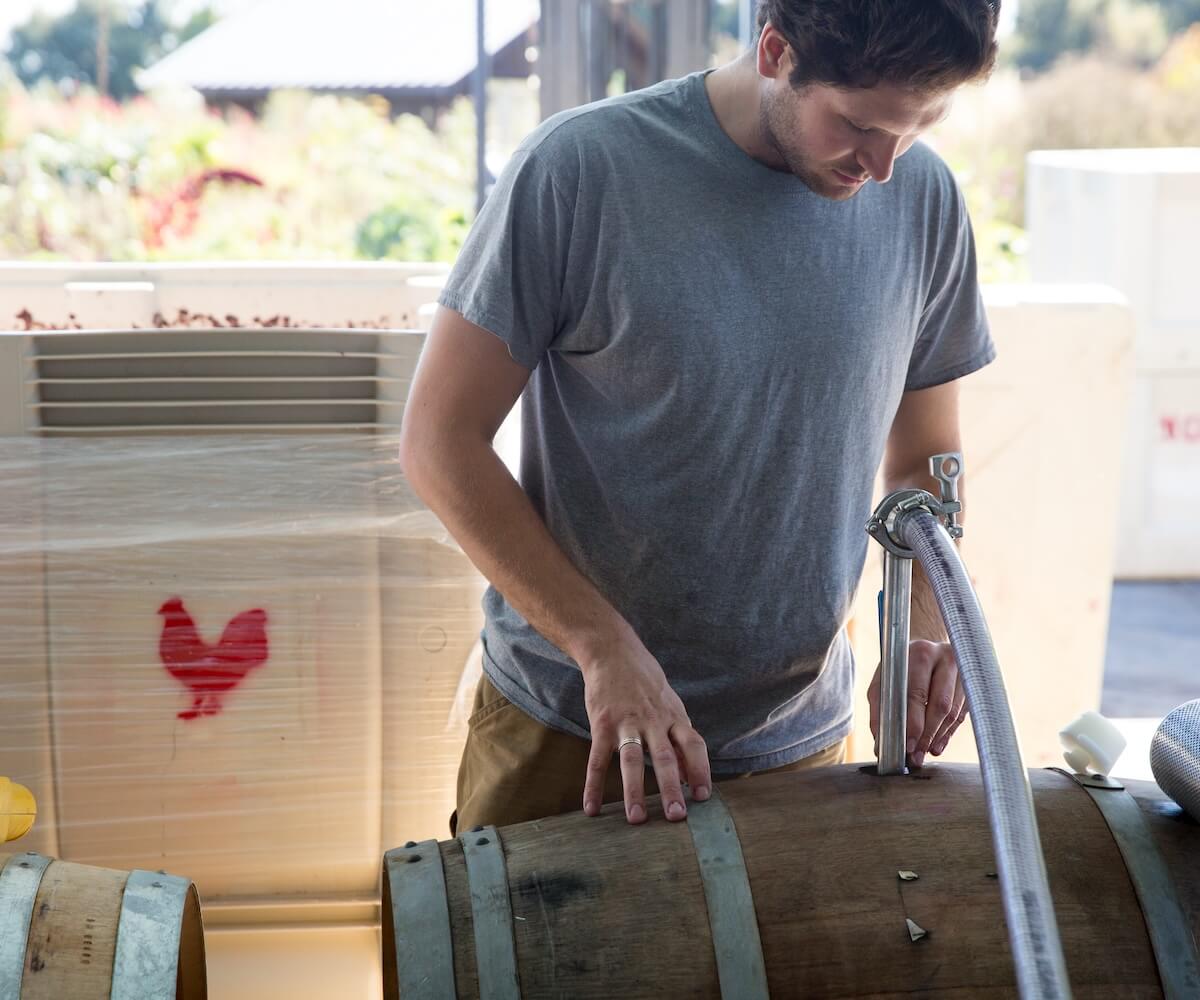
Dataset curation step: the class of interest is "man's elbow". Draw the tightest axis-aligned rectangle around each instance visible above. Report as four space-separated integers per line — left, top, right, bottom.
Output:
398 409 437 490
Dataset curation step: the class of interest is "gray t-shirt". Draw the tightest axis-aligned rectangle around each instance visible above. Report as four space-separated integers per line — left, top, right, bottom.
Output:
438 71 994 775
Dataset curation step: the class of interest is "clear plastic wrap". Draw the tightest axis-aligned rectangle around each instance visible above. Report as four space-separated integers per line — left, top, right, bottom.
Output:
0 432 485 908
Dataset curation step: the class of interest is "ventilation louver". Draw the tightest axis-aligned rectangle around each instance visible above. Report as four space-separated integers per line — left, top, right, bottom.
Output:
20 329 419 434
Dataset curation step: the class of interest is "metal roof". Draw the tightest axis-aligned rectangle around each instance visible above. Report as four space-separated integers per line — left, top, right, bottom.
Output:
139 0 539 95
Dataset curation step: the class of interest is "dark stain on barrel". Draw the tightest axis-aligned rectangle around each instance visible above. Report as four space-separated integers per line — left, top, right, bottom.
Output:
29 953 45 973
513 870 590 910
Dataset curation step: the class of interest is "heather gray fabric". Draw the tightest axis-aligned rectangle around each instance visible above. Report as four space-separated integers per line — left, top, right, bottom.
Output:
437 71 994 774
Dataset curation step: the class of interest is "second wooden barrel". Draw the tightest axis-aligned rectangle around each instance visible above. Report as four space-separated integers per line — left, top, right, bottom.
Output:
383 762 1200 998
0 852 206 999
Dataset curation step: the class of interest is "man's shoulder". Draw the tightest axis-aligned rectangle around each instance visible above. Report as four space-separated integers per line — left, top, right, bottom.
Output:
897 141 959 191
516 76 699 171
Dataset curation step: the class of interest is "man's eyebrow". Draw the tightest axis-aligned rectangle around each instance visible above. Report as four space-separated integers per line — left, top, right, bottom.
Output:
867 106 953 136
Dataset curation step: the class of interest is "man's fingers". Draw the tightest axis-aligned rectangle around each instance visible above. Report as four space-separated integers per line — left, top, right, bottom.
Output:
930 675 967 755
618 735 648 824
583 732 613 816
867 669 881 741
919 651 958 754
905 654 934 757
648 735 687 822
671 723 711 805
933 700 970 757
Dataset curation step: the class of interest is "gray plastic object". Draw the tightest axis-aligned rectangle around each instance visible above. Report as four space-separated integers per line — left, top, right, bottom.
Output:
1151 699 1200 819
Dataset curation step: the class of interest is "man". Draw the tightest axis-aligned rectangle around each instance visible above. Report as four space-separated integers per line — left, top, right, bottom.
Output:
400 0 1000 835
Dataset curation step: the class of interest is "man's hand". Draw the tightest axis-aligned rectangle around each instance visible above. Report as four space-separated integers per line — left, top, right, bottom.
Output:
579 633 711 825
867 639 968 767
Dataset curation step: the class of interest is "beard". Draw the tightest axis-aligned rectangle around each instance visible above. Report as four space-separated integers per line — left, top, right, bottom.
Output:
758 88 862 202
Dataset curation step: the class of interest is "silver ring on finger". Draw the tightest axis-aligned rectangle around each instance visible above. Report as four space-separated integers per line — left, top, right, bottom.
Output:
617 736 644 752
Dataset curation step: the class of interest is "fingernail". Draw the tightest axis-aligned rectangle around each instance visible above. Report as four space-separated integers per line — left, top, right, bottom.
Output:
584 799 597 816
933 742 946 756
911 752 926 767
693 785 710 801
667 801 685 820
629 804 645 823
906 739 917 753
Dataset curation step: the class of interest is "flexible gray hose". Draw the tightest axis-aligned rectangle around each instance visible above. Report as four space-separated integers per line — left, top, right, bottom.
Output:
897 508 1072 1000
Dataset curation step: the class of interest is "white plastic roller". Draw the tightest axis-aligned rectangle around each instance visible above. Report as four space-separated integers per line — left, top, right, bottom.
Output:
1059 710 1128 777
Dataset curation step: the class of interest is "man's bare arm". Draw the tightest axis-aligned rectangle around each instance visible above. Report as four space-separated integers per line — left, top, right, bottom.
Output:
399 305 711 822
400 305 632 667
881 379 965 643
868 379 971 763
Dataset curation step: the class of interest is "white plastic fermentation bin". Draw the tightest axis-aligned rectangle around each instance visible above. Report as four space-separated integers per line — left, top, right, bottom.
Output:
849 285 1136 767
1027 149 1200 579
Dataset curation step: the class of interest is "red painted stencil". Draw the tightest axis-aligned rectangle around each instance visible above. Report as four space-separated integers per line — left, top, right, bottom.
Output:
158 597 269 720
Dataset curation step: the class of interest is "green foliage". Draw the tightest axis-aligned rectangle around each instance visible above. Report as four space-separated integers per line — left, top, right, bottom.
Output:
4 0 213 101
929 44 1200 282
178 7 218 44
0 82 475 262
1161 0 1200 30
355 202 467 263
1010 0 1199 71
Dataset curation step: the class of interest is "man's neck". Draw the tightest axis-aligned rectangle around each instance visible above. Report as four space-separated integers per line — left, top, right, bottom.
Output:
703 53 776 168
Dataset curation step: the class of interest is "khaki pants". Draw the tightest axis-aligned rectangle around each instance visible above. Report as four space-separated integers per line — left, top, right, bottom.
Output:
451 674 846 835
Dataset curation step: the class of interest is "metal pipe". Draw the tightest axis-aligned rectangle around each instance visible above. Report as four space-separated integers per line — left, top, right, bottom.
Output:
897 508 1072 1000
877 550 912 775
738 0 755 49
474 0 490 213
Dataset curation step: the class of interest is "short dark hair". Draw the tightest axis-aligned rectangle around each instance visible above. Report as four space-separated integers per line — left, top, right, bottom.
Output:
756 0 1000 92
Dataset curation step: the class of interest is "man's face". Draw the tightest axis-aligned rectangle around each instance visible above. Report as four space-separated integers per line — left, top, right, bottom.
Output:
758 52 954 201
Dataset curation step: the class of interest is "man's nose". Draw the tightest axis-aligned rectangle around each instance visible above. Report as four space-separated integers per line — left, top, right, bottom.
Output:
857 136 904 184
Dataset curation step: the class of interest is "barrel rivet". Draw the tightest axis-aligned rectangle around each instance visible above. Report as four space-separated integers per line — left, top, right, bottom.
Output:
476 837 490 846
470 826 484 833
406 855 421 864
404 841 417 849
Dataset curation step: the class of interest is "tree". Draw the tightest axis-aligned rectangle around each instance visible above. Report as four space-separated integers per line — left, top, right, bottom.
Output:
1011 0 1200 72
1159 0 1200 30
5 0 217 101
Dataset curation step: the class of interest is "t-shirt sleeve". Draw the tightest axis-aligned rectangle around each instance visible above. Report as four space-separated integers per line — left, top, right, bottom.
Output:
905 177 995 392
436 132 577 370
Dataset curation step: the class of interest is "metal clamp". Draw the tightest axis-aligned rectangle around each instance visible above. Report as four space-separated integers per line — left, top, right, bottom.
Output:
866 452 965 558
929 452 964 540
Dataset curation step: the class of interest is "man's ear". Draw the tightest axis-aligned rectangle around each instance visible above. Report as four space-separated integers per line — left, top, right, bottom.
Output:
756 22 791 81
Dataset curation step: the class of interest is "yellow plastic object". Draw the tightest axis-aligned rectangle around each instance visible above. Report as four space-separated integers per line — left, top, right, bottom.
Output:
1 777 37 842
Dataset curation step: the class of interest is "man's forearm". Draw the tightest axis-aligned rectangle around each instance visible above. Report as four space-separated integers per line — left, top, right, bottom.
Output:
908 561 948 643
401 432 635 670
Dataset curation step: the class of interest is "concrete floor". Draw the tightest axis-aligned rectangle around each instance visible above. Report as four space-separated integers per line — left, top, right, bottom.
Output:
1101 581 1200 718
1100 581 1198 781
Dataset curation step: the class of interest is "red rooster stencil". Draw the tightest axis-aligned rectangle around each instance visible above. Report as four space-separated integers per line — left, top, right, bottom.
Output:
158 598 269 720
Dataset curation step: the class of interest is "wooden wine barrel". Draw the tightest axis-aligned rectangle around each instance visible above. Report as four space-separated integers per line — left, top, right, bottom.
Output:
383 763 1200 998
0 852 206 999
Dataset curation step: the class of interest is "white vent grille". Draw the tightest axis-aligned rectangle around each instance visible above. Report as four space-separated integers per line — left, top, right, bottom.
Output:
12 328 422 434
